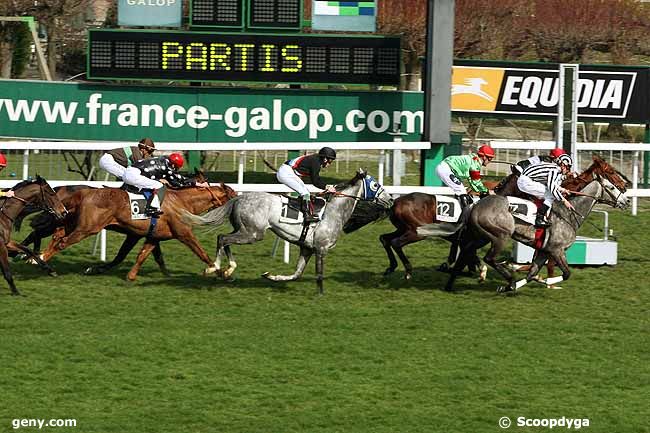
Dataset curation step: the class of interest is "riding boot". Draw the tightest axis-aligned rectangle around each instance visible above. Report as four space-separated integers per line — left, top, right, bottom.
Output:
143 189 163 217
457 194 473 210
534 204 550 228
301 196 319 223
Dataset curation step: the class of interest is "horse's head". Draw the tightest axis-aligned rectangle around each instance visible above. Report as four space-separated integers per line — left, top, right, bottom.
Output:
360 172 393 208
16 176 69 219
586 155 630 209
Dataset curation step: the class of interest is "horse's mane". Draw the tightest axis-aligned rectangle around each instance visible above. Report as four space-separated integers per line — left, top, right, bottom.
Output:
10 179 35 190
343 200 389 234
334 170 365 191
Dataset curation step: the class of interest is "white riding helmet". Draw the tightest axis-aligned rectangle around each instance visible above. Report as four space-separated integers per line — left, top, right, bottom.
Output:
556 154 573 168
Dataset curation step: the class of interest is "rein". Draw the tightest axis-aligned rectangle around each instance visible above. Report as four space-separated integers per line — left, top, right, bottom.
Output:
0 193 28 223
204 186 223 207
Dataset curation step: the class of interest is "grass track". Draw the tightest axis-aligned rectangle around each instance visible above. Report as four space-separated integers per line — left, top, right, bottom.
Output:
0 203 648 433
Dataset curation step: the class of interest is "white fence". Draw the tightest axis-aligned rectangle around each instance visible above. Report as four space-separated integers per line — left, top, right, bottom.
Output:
1 140 647 263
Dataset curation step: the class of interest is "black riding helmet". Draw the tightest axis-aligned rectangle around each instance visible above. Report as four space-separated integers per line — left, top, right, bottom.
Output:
318 147 337 161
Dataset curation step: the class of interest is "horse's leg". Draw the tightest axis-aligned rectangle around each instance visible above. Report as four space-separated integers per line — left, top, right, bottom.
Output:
205 230 263 279
40 226 100 262
85 234 141 275
151 242 171 277
379 230 401 276
6 240 57 276
390 230 423 281
513 251 549 290
542 252 571 288
263 246 313 282
444 241 478 291
0 242 20 296
481 236 517 293
158 230 213 279
126 241 157 281
315 248 327 295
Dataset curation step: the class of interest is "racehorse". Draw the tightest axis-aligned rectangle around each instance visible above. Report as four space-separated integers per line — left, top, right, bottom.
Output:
420 155 629 293
182 169 394 294
39 182 236 280
0 176 68 295
378 178 514 281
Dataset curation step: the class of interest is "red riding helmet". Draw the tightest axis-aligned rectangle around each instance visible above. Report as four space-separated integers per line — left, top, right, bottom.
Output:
0 153 6 167
477 144 495 159
168 153 184 169
549 148 566 159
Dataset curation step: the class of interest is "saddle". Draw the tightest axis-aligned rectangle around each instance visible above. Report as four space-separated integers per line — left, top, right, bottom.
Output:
120 184 162 221
279 196 327 224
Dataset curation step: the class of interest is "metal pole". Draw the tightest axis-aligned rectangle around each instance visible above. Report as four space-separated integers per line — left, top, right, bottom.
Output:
283 240 290 264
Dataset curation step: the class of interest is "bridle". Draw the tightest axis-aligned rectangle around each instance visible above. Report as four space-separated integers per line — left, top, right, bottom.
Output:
0 183 65 223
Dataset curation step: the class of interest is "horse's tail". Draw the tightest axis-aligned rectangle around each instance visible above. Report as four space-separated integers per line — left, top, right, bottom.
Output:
181 198 236 228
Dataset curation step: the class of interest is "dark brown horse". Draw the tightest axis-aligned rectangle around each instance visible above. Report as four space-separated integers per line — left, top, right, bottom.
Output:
40 182 236 280
379 180 508 281
0 176 68 295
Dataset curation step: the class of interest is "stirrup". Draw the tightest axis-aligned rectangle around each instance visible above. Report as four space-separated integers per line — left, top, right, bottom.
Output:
304 214 319 223
145 207 163 217
534 217 550 228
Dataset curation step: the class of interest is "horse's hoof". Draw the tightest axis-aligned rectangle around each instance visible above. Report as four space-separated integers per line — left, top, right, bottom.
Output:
84 266 101 275
49 271 58 278
404 273 412 281
497 285 515 294
161 269 171 277
261 272 272 280
437 263 450 272
383 268 394 277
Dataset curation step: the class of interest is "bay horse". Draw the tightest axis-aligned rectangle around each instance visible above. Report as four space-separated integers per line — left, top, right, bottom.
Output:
421 155 629 292
0 176 68 295
183 169 394 294
39 182 236 280
17 185 172 277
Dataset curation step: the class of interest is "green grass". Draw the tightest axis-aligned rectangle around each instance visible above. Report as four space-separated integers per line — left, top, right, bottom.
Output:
0 202 648 433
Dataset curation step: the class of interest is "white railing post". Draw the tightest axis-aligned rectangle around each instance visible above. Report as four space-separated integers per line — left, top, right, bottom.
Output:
633 151 639 216
100 229 107 262
378 150 385 185
283 240 290 264
22 149 29 179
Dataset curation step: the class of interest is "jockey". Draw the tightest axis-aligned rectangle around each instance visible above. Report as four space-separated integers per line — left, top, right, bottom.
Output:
125 153 209 217
99 138 156 180
512 148 566 175
276 146 338 223
436 144 494 210
0 153 15 198
517 154 575 228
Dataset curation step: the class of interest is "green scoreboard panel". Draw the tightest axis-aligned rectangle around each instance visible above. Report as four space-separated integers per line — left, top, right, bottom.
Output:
87 29 401 85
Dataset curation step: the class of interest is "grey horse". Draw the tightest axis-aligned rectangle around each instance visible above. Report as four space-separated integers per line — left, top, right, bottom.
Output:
183 168 393 294
418 156 630 293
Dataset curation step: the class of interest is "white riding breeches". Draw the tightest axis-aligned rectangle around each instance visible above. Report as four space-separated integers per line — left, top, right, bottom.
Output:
436 161 467 195
517 174 554 207
123 167 163 190
277 164 310 196
99 153 126 179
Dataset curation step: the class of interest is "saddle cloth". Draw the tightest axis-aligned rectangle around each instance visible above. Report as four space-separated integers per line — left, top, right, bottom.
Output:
127 192 160 220
279 196 327 224
435 195 478 223
507 196 537 225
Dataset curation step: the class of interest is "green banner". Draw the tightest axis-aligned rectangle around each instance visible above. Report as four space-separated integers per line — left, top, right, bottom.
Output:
0 79 424 142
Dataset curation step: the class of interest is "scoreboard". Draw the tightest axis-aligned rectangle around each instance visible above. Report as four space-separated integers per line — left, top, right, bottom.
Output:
190 0 302 30
87 29 401 85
